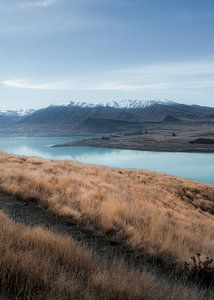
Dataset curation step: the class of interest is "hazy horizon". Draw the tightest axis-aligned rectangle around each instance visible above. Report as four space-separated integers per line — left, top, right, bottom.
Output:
1 0 214 110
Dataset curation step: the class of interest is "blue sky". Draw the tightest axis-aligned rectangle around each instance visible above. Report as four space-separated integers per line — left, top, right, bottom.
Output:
1 0 214 110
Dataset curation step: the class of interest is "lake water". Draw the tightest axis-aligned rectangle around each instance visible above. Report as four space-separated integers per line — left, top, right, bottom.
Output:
0 136 213 184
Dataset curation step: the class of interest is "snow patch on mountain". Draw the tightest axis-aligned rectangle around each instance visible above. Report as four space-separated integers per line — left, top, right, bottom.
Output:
53 99 177 109
0 100 178 117
106 99 176 109
0 109 35 117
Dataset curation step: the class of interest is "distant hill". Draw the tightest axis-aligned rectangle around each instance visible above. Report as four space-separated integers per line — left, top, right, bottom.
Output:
1 100 214 136
0 111 21 126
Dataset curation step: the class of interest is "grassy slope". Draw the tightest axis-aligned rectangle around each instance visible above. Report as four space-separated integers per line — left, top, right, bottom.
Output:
0 152 213 264
0 211 211 300
0 152 214 298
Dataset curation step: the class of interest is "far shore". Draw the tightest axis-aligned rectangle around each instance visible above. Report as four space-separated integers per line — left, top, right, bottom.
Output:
52 131 214 153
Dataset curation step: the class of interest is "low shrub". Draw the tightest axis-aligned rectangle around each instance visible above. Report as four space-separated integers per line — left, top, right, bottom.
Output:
184 253 214 287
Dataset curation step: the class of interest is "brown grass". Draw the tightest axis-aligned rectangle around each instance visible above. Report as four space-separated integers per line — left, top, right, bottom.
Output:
0 211 211 300
0 152 214 265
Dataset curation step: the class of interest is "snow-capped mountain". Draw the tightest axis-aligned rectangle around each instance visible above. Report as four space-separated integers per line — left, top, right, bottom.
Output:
52 99 177 110
0 110 19 116
0 109 35 117
1 100 214 136
106 99 176 109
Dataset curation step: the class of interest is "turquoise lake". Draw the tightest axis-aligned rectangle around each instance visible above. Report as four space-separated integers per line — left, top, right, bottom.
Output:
0 136 213 184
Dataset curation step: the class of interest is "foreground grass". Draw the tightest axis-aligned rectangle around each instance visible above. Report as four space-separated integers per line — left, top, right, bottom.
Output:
0 152 213 265
0 211 211 300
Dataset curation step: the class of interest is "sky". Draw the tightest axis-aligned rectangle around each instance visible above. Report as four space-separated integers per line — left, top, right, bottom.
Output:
1 0 214 110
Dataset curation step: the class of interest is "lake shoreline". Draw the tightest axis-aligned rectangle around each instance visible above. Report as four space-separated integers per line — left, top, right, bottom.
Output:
52 134 214 153
53 142 214 153
0 136 213 184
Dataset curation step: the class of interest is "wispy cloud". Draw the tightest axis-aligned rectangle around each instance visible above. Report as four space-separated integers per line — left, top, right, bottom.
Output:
2 59 214 92
0 0 106 37
20 0 58 8
1 79 66 90
1 79 140 91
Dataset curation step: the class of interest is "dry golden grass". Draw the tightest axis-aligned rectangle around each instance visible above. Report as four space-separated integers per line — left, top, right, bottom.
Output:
0 152 214 265
0 211 211 300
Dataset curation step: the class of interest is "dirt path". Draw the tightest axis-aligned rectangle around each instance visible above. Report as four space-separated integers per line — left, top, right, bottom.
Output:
0 191 135 262
0 191 189 285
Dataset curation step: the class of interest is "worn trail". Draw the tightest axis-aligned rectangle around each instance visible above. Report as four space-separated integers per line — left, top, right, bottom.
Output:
0 191 188 285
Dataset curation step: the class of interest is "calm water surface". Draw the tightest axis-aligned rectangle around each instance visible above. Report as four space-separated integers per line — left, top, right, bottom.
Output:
0 136 213 184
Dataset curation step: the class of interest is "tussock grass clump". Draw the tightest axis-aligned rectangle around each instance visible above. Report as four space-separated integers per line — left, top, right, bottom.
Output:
0 211 209 300
184 254 214 288
0 152 214 265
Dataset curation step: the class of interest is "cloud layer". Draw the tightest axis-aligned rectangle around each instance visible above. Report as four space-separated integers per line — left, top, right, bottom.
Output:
1 1 214 109
2 59 214 92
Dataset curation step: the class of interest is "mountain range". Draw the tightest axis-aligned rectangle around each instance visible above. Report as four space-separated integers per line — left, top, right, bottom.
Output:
0 100 214 136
